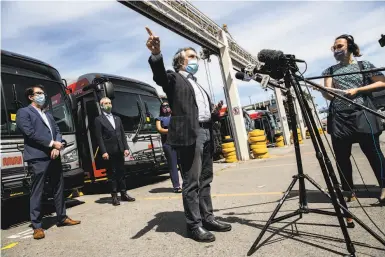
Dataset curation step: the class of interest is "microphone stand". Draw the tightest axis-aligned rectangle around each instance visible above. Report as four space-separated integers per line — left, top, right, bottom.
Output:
247 62 385 257
295 74 385 120
304 67 385 80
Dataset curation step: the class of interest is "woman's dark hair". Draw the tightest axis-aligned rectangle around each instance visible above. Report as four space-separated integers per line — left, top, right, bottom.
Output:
159 101 170 117
335 34 362 57
25 84 45 102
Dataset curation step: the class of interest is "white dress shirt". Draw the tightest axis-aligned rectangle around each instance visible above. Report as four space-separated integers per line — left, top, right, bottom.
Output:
178 71 211 122
103 112 116 129
31 105 54 147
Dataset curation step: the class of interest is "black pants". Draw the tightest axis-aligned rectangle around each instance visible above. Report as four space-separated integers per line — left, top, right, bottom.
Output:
105 154 126 194
177 127 214 230
332 134 385 191
28 158 66 229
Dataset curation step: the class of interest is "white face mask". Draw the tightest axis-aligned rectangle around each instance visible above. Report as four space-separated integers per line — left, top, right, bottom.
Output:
34 94 46 106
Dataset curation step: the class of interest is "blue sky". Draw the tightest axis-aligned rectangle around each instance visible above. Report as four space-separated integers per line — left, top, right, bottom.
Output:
2 0 385 110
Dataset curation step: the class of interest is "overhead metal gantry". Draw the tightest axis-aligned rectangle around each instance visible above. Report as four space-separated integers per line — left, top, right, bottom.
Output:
119 0 292 160
119 0 263 75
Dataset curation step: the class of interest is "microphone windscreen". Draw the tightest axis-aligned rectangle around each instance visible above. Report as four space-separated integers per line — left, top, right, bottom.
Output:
235 72 246 80
257 49 284 63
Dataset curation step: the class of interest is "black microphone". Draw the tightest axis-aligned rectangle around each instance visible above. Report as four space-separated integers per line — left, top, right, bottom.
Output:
235 71 252 81
257 49 305 63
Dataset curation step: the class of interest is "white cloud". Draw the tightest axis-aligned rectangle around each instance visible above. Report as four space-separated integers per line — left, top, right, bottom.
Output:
2 1 116 39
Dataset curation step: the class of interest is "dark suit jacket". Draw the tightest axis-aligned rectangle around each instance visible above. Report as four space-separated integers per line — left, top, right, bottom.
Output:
16 105 62 161
94 114 129 155
148 54 219 148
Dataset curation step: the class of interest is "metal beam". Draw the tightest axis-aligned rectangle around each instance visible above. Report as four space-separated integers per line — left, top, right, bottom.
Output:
118 1 262 70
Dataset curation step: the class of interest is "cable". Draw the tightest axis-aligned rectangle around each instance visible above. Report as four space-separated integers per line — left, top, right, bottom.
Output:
299 70 385 238
363 110 384 188
351 154 370 193
207 60 216 103
203 59 215 103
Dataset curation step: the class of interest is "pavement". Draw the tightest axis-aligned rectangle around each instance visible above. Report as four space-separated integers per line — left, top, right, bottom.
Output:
2 134 385 257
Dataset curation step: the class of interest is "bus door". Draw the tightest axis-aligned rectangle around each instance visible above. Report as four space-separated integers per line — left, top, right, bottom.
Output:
82 96 106 181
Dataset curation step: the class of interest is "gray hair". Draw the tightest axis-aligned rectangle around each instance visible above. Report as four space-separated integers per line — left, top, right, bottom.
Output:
172 47 198 72
100 97 111 105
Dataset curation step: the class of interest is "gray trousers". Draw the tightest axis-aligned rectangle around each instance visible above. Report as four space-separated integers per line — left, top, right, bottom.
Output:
177 127 214 230
28 158 67 229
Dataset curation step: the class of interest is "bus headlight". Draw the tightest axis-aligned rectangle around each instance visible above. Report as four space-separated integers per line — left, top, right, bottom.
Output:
61 149 78 163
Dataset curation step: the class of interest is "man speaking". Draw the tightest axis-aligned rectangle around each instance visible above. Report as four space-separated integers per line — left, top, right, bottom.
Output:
146 27 231 243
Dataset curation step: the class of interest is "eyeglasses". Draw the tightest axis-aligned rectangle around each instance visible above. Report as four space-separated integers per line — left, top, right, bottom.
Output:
330 44 346 52
162 104 170 107
33 91 45 95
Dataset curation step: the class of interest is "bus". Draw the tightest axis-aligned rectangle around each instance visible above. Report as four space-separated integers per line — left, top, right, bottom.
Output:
1 50 84 202
247 110 280 145
68 73 168 184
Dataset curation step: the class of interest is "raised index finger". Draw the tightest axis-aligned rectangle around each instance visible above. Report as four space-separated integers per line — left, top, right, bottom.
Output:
145 27 153 36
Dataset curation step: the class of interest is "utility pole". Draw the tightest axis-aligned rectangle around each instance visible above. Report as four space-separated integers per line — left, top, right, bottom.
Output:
249 96 252 105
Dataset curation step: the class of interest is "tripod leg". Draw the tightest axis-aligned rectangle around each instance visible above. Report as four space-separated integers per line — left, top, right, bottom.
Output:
305 175 385 245
285 86 308 209
290 73 356 256
247 176 299 256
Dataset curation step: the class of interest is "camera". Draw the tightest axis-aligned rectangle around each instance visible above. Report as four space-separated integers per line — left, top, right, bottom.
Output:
379 34 385 47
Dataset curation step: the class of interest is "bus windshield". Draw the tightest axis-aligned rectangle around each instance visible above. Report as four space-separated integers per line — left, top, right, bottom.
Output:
111 91 161 134
140 95 162 133
1 73 75 136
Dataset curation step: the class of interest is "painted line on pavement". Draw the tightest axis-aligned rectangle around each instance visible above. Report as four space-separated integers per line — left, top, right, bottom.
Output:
1 242 19 250
141 191 283 200
233 156 368 171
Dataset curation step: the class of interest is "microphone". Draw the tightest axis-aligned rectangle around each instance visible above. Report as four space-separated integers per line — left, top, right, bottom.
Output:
257 49 305 63
235 71 285 90
235 71 252 81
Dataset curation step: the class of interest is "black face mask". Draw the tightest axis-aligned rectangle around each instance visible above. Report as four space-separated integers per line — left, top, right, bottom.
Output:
162 105 171 114
334 49 348 61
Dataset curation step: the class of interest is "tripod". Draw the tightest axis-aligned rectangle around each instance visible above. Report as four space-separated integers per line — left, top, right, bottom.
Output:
247 63 385 256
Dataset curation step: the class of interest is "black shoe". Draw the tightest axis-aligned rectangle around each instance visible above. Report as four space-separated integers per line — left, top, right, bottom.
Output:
203 219 232 232
121 192 136 202
112 194 120 206
187 227 215 243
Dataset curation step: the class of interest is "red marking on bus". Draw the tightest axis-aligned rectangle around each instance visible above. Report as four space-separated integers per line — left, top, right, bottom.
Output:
2 156 23 167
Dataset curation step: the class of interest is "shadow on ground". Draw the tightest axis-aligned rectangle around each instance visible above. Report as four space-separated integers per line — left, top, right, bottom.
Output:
130 211 187 239
215 215 385 257
1 197 84 230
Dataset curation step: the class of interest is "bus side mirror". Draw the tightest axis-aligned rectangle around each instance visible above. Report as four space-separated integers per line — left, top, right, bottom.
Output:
68 93 77 111
104 81 115 100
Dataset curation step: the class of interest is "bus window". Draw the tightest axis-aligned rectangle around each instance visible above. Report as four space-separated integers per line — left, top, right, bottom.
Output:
140 95 162 133
1 73 74 135
111 91 141 132
1 89 10 135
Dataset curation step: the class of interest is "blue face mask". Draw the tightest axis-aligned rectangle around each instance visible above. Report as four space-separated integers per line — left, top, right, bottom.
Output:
334 49 347 61
185 59 199 75
34 94 46 106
